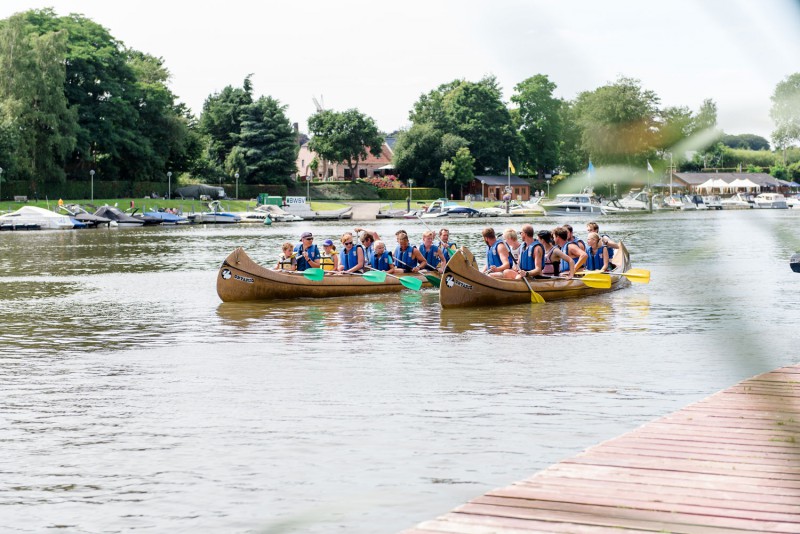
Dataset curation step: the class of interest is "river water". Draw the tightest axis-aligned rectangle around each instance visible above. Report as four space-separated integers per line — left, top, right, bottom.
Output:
1 209 799 533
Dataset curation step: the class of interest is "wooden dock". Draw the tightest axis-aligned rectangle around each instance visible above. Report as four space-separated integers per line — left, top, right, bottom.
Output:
404 364 800 533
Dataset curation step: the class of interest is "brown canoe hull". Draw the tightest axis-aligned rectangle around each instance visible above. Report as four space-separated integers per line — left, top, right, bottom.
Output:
216 247 434 302
439 244 632 308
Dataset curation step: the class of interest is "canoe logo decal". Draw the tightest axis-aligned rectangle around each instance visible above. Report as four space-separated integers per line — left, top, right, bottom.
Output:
444 274 472 290
221 269 232 280
234 274 254 284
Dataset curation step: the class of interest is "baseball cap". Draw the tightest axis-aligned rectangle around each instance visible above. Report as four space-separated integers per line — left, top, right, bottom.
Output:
300 231 313 239
323 239 334 246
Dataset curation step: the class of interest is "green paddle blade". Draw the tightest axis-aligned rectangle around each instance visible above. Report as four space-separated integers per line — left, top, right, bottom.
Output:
579 272 612 289
623 268 651 284
303 268 325 281
362 270 388 283
398 276 423 291
424 274 441 288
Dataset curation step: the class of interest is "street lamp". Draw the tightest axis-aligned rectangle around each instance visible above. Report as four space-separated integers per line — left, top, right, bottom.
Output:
408 179 414 212
546 179 551 198
90 169 95 202
167 171 172 200
0 167 3 203
234 172 239 199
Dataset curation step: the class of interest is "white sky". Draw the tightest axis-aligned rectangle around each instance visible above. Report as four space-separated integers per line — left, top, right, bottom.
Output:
4 0 800 143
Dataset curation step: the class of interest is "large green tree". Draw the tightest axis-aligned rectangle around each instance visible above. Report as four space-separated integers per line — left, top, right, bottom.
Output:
237 95 298 184
199 76 253 168
511 74 562 179
770 73 800 162
307 108 383 181
0 13 76 188
410 76 516 175
572 76 660 167
392 123 468 186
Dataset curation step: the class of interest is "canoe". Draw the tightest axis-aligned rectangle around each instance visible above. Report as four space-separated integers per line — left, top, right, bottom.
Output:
216 247 435 302
439 243 632 308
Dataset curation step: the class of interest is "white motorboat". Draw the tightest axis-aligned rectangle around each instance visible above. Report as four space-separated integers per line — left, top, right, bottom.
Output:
539 193 605 216
618 189 651 210
477 199 545 217
754 192 788 209
720 193 754 209
189 201 242 223
786 195 800 209
683 194 709 210
420 199 479 219
0 205 76 230
237 204 303 223
702 195 723 210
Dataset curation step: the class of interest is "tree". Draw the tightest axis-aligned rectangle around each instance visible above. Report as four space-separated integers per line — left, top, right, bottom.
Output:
511 74 563 179
770 73 800 161
0 13 77 188
307 108 383 181
392 123 468 186
410 76 516 174
440 146 475 198
237 95 298 184
720 133 770 151
572 76 660 167
199 76 254 167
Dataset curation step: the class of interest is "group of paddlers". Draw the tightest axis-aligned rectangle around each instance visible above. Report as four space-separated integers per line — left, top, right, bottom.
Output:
275 221 618 279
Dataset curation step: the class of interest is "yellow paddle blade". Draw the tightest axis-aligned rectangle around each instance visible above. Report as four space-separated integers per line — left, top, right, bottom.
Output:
530 290 546 304
579 272 612 289
623 268 651 284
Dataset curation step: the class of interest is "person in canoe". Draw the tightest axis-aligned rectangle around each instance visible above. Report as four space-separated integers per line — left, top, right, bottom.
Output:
418 230 447 273
294 231 320 271
275 242 297 271
319 239 339 271
391 230 428 274
505 224 543 280
537 229 575 280
502 228 522 267
554 226 587 272
585 232 612 272
564 224 586 251
438 228 456 262
337 232 366 274
354 227 380 260
586 221 618 266
369 240 394 271
482 227 513 278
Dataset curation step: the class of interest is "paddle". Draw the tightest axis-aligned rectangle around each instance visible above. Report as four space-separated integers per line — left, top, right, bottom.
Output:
392 256 441 288
520 275 546 304
365 266 423 291
302 267 325 281
616 268 651 284
576 271 612 289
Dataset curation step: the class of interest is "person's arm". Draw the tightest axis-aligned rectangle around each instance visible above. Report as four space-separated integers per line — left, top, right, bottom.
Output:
494 243 511 272
553 248 575 279
332 253 339 271
572 244 588 271
601 247 610 272
412 248 427 272
602 235 619 249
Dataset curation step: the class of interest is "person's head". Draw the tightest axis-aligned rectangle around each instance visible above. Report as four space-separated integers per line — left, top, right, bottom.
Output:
586 232 600 248
281 242 293 254
564 224 574 238
502 228 518 243
422 229 435 244
438 228 450 242
323 239 336 252
340 232 355 250
481 227 497 244
395 230 409 245
374 240 386 254
359 231 372 246
520 224 535 242
586 221 599 233
537 229 554 245
300 231 313 245
553 226 569 244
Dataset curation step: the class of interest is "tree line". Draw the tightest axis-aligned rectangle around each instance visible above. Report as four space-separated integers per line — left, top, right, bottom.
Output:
2 9 800 200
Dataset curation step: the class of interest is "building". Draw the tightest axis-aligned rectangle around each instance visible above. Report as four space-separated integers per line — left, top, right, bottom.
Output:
295 142 394 181
466 175 531 201
672 172 794 192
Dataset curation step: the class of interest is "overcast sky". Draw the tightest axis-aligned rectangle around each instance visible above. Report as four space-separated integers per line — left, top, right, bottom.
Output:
4 0 800 142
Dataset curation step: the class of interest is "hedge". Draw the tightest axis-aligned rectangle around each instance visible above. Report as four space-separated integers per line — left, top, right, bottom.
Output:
377 187 443 201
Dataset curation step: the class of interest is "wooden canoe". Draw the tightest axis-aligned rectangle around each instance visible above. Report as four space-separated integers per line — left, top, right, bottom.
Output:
439 243 632 308
216 247 436 302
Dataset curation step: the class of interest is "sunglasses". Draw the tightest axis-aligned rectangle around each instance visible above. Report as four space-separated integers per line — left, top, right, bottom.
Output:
344 241 353 245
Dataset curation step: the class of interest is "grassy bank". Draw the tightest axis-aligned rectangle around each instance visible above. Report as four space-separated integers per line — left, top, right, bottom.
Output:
0 198 350 213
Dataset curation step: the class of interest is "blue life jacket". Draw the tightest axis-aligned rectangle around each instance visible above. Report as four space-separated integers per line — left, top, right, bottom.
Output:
371 250 392 271
560 242 581 272
394 245 418 272
341 243 365 271
519 240 544 271
293 243 320 271
486 239 509 269
418 242 440 268
586 245 610 271
438 240 456 262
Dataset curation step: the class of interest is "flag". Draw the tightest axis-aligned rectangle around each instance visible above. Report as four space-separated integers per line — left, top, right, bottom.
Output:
508 157 515 174
647 160 654 173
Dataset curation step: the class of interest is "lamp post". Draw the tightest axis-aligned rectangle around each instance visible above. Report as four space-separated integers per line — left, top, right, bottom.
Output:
546 179 551 198
408 179 413 212
235 172 239 200
167 171 172 200
90 169 95 202
0 167 3 203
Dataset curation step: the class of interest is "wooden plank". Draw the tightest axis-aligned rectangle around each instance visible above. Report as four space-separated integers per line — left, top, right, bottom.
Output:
403 363 800 533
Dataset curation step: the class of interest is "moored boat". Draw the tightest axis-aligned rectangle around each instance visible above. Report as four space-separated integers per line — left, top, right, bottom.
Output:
539 193 606 216
754 192 788 209
217 248 436 302
439 244 632 308
0 205 76 230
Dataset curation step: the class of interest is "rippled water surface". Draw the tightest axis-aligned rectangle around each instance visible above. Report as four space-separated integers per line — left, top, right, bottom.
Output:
2 210 799 533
